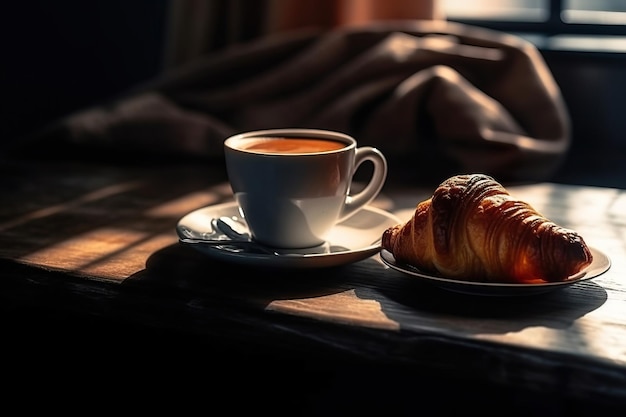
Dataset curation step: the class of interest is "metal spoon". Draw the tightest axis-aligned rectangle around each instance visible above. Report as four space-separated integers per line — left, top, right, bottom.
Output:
215 216 332 255
178 236 281 255
212 216 251 241
180 215 331 256
177 215 277 254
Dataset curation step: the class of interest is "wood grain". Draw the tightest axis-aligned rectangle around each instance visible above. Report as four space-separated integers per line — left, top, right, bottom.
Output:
1 159 625 410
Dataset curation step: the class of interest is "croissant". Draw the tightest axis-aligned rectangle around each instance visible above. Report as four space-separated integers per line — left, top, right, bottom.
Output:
382 174 593 284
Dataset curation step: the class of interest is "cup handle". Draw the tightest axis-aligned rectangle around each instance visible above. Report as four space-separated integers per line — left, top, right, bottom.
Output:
338 146 388 222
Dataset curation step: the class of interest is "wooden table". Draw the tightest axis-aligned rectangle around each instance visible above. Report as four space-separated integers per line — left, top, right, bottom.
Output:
1 157 625 414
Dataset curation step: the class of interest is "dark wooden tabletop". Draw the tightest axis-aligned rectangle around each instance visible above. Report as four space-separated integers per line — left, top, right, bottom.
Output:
1 157 625 415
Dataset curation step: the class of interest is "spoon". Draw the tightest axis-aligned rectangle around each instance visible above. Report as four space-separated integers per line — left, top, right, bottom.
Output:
180 216 331 256
215 216 332 254
212 216 252 241
178 237 282 255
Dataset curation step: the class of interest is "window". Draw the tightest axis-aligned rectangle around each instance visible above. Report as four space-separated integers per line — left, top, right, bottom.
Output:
443 0 626 36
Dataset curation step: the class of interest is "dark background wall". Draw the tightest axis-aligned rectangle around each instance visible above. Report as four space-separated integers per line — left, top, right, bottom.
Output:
1 0 170 146
544 51 626 188
2 1 624 188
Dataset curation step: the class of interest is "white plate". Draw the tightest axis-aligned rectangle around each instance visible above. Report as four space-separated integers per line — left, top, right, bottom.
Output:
380 247 611 296
177 201 401 268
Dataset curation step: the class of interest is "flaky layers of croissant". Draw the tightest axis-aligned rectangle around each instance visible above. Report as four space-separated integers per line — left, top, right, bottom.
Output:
382 174 593 283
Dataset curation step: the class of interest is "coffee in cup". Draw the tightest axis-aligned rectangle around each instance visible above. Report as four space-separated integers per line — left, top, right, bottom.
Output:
224 128 388 249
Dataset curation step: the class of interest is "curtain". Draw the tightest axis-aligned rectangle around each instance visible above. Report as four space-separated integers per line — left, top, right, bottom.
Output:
164 0 444 69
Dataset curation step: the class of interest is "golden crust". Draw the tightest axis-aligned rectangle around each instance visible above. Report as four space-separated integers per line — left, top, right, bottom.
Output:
382 174 593 283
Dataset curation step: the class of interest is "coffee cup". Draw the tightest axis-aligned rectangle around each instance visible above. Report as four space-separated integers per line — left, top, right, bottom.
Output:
224 128 388 249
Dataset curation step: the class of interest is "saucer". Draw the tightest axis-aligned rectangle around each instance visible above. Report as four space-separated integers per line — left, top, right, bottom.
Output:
176 201 401 268
380 247 611 296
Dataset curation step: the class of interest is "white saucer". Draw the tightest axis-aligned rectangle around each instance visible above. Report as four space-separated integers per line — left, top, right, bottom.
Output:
176 201 401 268
380 247 611 296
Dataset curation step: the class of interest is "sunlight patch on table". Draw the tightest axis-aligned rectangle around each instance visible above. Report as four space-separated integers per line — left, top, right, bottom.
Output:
0 181 143 232
145 185 234 218
474 302 626 367
267 289 400 331
18 227 176 282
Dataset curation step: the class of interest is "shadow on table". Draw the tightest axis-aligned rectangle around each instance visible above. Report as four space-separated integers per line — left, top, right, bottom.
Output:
127 242 374 300
129 242 608 335
372 265 607 334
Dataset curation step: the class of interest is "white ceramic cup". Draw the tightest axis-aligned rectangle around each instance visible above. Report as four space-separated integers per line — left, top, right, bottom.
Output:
224 128 388 249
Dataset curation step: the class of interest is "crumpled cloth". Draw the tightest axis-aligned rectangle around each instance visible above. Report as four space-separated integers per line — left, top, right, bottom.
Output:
29 20 571 182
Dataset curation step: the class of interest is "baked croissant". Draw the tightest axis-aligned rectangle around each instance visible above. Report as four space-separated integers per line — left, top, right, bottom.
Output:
382 174 593 283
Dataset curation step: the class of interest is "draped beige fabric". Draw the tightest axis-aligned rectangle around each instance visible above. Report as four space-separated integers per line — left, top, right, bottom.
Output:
29 20 570 183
